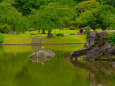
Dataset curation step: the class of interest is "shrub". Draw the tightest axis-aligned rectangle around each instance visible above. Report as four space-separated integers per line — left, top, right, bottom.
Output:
0 33 4 43
69 26 76 30
109 32 115 46
56 33 64 37
0 24 11 33
70 33 75 35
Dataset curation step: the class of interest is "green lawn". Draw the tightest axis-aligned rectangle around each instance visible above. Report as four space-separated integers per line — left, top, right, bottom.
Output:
2 33 47 44
42 35 86 43
1 29 86 44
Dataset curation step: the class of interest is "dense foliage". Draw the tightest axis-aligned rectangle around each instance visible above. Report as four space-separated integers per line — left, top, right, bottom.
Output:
0 0 114 37
28 2 75 37
69 26 76 30
76 5 115 30
13 0 77 16
0 2 28 33
109 32 115 46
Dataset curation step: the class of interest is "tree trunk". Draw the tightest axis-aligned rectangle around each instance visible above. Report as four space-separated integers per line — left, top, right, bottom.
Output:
47 30 52 38
42 29 46 34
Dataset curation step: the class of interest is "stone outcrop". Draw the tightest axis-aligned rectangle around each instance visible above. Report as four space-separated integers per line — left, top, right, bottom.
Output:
70 31 115 60
30 50 55 62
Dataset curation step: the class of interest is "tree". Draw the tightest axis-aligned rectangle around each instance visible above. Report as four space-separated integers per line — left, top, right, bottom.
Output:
76 5 115 30
97 0 115 7
76 10 97 29
13 0 77 16
75 0 100 13
0 2 28 33
28 2 75 37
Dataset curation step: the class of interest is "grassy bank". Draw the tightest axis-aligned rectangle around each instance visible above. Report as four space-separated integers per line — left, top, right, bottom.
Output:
1 29 86 44
2 33 47 44
42 35 86 43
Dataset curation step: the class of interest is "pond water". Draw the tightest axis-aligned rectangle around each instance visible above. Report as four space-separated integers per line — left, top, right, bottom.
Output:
0 45 115 86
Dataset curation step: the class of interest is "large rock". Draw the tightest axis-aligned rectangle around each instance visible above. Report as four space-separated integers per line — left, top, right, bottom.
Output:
30 50 55 58
70 47 91 59
84 37 95 47
110 46 115 55
90 30 97 37
70 31 115 60
97 31 109 38
104 42 111 49
30 50 55 63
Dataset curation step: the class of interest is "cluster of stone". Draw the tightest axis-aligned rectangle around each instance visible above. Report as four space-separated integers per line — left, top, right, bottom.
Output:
30 50 55 62
70 31 115 60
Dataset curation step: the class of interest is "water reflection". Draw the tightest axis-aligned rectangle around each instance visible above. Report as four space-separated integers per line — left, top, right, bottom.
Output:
70 60 115 86
0 46 4 55
1 45 115 86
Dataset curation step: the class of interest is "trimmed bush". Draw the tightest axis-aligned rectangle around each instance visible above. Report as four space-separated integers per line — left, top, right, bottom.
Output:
56 33 64 37
0 33 4 43
109 32 115 46
69 26 76 30
0 24 11 33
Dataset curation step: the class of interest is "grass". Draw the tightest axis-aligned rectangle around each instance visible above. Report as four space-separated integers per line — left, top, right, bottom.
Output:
1 29 86 44
2 33 47 44
42 35 86 43
2 28 104 44
26 29 78 34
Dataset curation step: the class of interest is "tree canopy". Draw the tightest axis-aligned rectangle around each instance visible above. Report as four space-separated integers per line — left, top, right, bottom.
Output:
75 0 100 13
13 0 77 16
28 2 75 37
76 5 115 30
0 2 28 33
96 0 115 7
0 0 115 34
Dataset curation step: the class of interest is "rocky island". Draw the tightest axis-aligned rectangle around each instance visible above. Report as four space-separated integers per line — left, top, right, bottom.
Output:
70 31 115 60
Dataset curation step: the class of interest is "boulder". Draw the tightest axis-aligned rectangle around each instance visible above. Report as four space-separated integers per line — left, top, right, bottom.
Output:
85 48 99 60
112 62 115 68
99 38 103 46
30 50 55 58
84 37 95 47
30 50 55 63
104 42 111 49
70 30 115 60
70 47 90 59
110 46 115 55
97 31 109 38
90 30 97 37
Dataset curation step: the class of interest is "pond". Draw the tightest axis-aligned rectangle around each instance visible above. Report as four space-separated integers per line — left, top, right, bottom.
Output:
0 45 115 86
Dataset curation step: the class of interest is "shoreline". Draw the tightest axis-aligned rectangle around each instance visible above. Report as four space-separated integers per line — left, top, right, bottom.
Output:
0 43 85 46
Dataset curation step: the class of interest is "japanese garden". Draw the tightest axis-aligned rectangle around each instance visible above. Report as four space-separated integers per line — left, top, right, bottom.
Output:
0 0 115 86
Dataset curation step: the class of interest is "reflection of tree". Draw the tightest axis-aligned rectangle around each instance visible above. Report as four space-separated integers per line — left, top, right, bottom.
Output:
70 60 115 86
0 52 30 86
0 46 4 55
